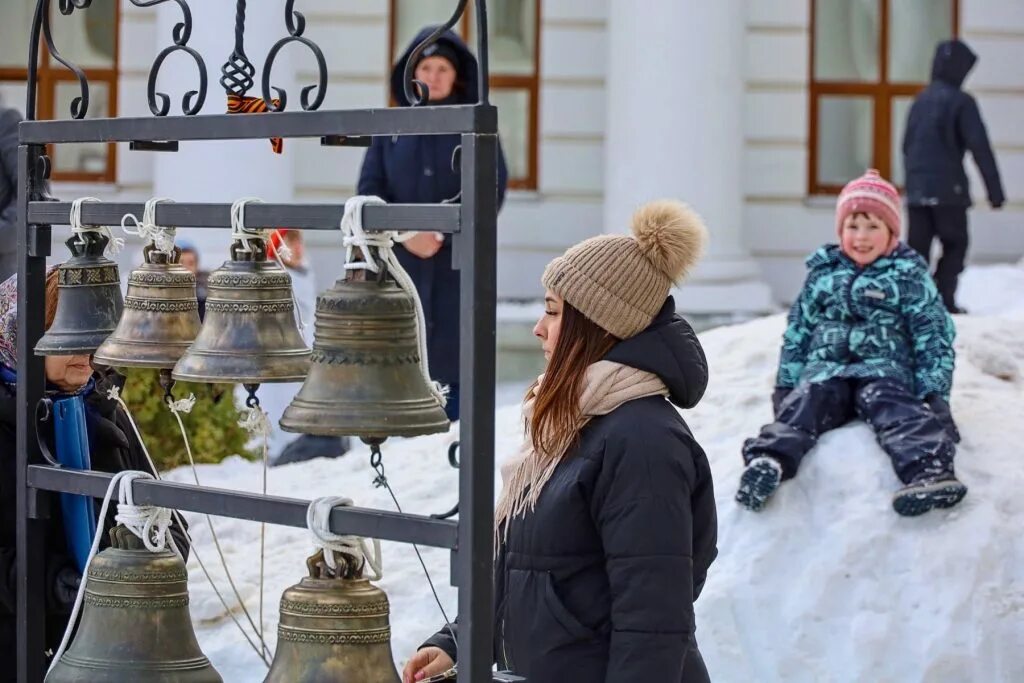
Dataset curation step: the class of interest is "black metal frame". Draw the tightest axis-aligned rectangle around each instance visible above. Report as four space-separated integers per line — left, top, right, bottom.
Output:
15 2 501 681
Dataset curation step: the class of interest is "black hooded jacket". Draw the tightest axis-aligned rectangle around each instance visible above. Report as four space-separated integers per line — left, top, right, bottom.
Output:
0 369 189 676
357 28 509 389
424 299 718 682
902 40 1005 207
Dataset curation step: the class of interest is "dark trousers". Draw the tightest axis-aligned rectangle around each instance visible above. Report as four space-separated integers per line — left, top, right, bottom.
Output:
907 206 969 311
743 378 955 485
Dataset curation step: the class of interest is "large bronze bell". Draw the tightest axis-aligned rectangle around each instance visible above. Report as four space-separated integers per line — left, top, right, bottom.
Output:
93 245 201 370
172 238 309 384
265 550 400 683
36 233 124 356
280 260 449 440
45 525 222 682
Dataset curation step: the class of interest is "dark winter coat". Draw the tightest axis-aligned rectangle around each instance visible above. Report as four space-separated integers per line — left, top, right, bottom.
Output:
0 108 21 282
425 298 718 682
777 244 956 400
357 28 509 389
0 369 189 674
902 40 1005 208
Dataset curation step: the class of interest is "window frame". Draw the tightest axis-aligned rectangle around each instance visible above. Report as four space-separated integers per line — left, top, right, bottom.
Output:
388 0 541 191
0 1 120 184
807 0 959 195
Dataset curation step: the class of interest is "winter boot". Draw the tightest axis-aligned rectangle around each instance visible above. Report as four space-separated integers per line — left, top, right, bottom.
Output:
736 456 783 512
892 473 967 516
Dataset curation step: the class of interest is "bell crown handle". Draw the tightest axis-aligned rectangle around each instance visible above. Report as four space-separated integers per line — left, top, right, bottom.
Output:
65 231 109 258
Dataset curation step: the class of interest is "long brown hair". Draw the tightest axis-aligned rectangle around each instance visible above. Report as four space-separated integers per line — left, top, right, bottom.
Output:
528 302 617 461
44 267 59 330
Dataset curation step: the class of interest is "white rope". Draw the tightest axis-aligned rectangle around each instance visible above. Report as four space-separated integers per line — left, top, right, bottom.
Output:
49 470 175 673
238 398 272 663
339 196 447 407
107 385 273 666
120 197 177 256
230 198 305 332
307 497 383 581
70 197 124 254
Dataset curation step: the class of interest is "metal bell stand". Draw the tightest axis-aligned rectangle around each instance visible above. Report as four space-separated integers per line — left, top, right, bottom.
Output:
15 1 501 681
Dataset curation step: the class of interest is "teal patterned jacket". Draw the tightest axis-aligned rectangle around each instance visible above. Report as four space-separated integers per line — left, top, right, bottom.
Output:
776 244 955 399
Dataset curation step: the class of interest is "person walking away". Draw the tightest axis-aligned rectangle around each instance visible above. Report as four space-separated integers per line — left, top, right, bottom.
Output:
357 27 509 422
903 39 1005 313
402 200 718 683
736 170 963 517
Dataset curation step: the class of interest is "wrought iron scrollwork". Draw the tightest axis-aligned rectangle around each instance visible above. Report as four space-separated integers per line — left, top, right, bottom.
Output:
402 0 469 107
131 0 207 116
29 0 92 119
473 0 490 105
261 0 327 112
221 0 255 97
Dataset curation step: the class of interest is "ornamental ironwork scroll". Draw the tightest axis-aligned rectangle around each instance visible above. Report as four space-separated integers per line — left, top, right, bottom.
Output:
261 0 327 112
131 0 208 116
401 0 490 107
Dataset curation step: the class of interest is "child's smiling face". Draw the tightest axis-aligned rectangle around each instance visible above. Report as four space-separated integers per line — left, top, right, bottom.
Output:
840 212 894 267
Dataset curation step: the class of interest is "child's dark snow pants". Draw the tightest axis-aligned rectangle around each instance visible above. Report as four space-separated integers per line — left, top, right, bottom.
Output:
742 377 956 484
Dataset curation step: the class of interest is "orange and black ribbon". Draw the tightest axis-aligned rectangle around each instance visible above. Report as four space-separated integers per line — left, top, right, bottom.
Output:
227 94 284 154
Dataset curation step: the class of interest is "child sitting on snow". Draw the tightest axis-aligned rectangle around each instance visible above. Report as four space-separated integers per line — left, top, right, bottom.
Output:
736 169 964 517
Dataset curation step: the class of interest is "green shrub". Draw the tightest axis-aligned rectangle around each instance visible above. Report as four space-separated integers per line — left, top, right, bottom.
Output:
119 369 255 471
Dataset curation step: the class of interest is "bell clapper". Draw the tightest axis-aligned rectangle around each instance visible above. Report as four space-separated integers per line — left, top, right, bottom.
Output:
159 368 176 405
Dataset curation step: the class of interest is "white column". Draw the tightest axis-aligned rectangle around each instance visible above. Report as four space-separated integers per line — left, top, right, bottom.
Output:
603 0 774 314
153 1 295 257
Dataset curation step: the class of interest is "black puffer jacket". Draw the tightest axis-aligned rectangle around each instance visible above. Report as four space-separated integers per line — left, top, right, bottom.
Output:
0 369 189 677
426 298 718 682
902 40 1005 208
0 108 21 282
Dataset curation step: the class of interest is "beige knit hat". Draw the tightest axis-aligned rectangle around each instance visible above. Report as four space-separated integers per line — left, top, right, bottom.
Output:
541 200 708 339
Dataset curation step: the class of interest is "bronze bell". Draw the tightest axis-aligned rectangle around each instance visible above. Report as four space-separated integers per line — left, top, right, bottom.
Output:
279 259 449 440
265 550 400 683
172 237 309 384
35 233 124 356
45 525 222 682
93 245 201 370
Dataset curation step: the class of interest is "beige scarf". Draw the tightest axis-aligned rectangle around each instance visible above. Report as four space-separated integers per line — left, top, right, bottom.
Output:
494 360 668 547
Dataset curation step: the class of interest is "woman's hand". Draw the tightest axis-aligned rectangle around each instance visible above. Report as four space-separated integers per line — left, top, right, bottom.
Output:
402 232 444 259
402 647 454 682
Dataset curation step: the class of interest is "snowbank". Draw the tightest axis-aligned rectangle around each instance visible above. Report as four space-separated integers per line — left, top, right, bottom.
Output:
958 257 1024 316
165 289 1024 682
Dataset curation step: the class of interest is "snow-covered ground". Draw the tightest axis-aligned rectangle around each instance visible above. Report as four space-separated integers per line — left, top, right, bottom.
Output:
162 261 1024 682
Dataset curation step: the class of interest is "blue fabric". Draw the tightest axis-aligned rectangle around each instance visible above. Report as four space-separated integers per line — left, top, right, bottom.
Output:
776 244 956 400
52 392 97 574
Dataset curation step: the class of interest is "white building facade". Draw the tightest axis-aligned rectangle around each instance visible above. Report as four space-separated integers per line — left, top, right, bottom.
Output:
4 0 1022 312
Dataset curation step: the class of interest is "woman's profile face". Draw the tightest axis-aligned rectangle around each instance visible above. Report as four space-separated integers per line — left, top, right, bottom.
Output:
44 354 92 392
414 55 457 101
533 290 563 362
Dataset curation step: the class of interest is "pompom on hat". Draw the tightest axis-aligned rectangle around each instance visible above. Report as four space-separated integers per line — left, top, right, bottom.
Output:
835 169 902 240
541 200 708 339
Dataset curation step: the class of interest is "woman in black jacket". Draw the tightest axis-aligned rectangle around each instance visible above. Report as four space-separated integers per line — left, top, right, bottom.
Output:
403 201 718 683
358 27 508 422
0 268 189 679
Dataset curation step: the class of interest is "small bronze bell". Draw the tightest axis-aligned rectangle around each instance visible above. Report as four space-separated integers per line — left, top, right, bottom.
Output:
45 525 222 682
93 245 201 370
172 238 309 384
36 233 124 356
280 262 449 440
264 550 400 683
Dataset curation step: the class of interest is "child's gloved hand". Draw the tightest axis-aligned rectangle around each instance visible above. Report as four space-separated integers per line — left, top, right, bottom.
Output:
925 394 961 444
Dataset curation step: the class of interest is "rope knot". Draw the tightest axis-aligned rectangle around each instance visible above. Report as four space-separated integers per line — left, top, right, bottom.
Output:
71 197 124 255
121 198 177 256
106 386 121 402
167 393 197 415
307 497 383 580
238 405 272 438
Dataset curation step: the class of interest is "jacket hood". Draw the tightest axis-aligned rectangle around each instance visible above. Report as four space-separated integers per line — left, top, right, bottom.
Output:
390 27 479 106
602 297 708 409
931 40 976 88
808 243 930 275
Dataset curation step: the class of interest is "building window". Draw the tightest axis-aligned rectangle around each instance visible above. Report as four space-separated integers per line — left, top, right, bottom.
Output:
809 0 958 194
390 0 540 190
0 0 119 183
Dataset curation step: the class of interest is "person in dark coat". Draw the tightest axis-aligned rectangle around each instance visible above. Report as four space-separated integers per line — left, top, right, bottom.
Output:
902 39 1005 313
403 201 717 683
358 27 509 422
0 268 189 680
0 107 22 282
737 171 963 518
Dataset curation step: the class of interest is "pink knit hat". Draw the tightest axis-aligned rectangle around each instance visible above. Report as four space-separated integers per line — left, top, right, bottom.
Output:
835 169 902 241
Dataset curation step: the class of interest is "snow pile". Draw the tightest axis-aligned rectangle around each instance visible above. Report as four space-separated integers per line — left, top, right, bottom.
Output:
958 257 1024 316
165 298 1024 682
